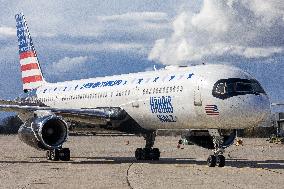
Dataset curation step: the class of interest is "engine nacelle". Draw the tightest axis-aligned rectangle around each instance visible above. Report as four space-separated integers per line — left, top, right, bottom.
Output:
18 115 68 150
184 129 236 149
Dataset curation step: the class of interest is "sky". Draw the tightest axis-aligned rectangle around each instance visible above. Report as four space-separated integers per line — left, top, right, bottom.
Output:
0 0 283 118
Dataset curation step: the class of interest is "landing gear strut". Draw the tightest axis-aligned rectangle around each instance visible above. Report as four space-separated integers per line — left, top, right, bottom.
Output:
207 130 226 167
46 148 70 161
135 132 160 161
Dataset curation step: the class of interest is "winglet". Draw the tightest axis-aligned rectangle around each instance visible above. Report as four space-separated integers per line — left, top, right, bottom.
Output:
15 13 46 93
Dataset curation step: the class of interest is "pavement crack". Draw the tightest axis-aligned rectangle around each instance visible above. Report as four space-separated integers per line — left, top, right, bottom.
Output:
126 163 134 189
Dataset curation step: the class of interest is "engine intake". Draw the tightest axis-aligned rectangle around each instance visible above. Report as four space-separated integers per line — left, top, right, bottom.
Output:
18 115 68 150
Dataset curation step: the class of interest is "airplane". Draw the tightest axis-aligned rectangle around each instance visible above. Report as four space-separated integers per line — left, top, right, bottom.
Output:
0 13 270 167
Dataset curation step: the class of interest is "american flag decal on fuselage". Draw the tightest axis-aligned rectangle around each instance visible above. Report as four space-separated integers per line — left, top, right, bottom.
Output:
205 105 219 116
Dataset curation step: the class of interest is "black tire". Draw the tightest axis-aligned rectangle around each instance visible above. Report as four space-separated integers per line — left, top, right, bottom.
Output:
59 148 70 161
207 155 216 167
152 148 160 160
46 151 51 160
50 149 59 161
217 155 225 167
135 148 143 160
142 148 151 160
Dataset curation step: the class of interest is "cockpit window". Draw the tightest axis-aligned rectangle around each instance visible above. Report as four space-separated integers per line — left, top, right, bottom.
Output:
251 79 265 94
215 82 226 94
212 78 266 99
234 82 253 93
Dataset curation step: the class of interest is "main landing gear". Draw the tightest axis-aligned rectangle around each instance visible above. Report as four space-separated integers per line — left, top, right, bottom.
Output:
207 130 226 167
46 148 70 161
135 132 160 161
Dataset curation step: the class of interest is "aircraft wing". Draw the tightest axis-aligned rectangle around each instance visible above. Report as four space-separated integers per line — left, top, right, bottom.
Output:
0 99 123 125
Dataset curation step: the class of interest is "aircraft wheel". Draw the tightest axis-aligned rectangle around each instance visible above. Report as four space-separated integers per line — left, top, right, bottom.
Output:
143 148 152 160
151 148 160 160
135 148 160 160
46 150 52 160
217 155 225 167
207 155 216 167
50 149 60 161
135 148 143 160
59 148 70 161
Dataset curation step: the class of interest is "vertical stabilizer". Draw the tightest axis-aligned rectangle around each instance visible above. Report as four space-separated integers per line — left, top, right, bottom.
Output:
15 13 46 92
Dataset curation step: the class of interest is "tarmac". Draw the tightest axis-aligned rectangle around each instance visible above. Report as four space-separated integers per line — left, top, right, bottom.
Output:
0 135 283 189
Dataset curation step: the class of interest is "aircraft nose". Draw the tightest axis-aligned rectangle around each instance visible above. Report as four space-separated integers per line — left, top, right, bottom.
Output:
244 94 271 126
226 94 271 128
256 95 270 121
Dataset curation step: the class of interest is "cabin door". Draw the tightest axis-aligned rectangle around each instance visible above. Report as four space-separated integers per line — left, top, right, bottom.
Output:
194 79 203 107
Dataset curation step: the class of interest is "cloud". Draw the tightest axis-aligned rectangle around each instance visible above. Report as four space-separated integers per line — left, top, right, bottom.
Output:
19 10 171 54
242 47 283 58
98 12 168 22
96 11 171 41
25 11 170 38
149 0 284 65
0 26 15 38
55 42 147 54
49 56 88 74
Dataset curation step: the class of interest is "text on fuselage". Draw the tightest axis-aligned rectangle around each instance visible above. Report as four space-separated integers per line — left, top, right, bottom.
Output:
150 96 177 122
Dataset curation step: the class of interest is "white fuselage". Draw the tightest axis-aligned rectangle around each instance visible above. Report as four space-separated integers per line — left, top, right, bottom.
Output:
34 64 270 130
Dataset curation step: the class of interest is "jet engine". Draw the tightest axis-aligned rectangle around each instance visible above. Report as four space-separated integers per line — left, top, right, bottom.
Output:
18 115 68 150
183 129 236 149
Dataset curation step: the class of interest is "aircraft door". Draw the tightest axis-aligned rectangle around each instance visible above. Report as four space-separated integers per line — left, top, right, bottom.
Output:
131 86 140 108
194 79 203 107
193 78 204 127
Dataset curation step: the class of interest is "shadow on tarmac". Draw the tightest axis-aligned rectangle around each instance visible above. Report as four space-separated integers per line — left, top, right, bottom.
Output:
0 156 284 170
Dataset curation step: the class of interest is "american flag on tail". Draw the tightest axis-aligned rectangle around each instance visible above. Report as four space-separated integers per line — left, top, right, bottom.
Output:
205 105 219 116
15 13 45 91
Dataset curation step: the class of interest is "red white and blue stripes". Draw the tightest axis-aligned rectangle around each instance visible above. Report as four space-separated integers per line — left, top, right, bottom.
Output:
16 13 45 91
205 105 219 116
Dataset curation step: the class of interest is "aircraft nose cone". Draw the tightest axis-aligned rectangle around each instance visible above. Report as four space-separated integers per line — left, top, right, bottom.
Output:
256 96 270 121
245 94 271 126
225 94 271 129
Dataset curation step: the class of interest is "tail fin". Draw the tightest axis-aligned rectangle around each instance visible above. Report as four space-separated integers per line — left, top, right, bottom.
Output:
15 13 46 93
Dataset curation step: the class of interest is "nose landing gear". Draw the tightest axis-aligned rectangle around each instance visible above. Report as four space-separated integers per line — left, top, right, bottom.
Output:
207 150 226 167
207 130 226 167
135 147 160 160
135 132 160 161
